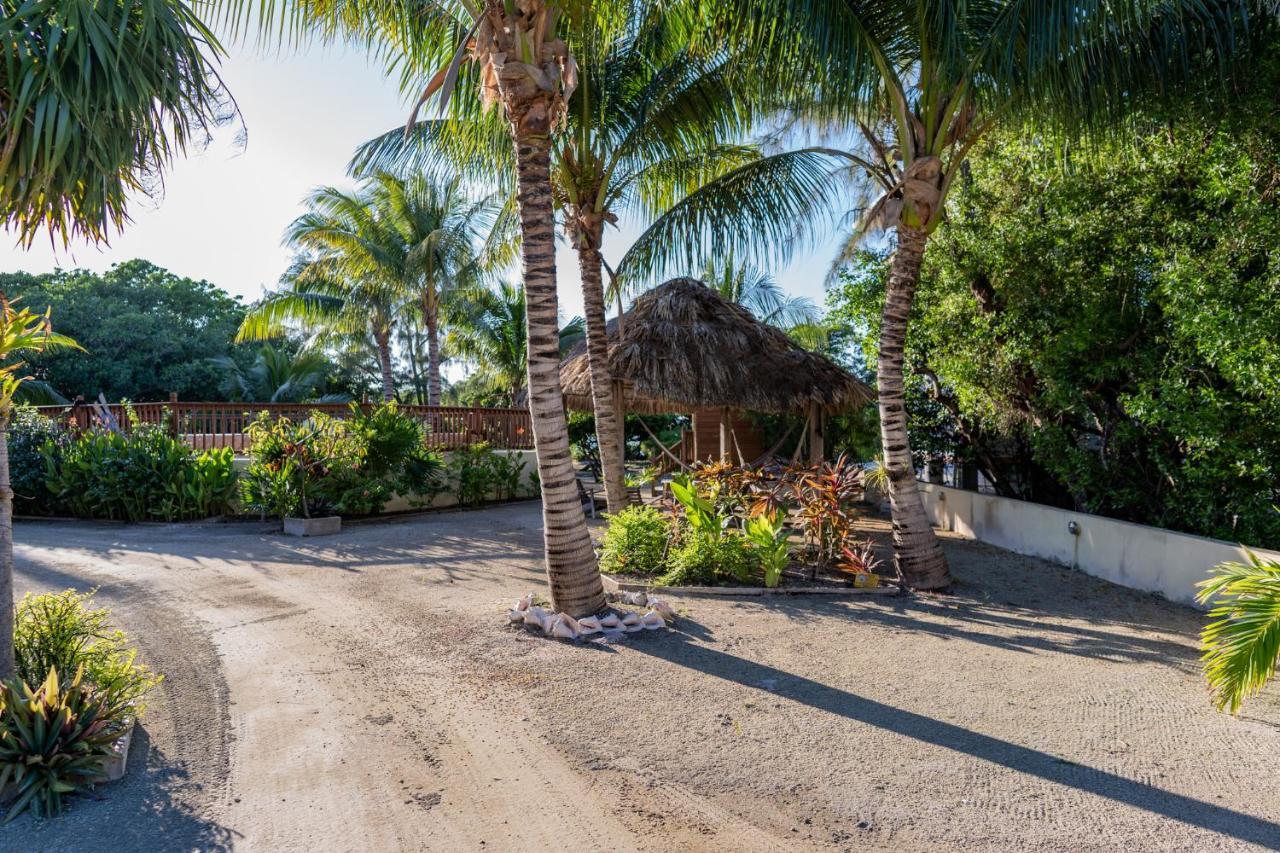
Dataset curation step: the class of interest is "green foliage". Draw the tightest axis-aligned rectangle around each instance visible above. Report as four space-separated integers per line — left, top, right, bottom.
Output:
599 506 669 577
42 422 236 521
210 343 346 403
2 262 249 401
445 443 529 507
668 478 728 537
0 0 227 245
744 510 792 588
1197 553 1280 713
660 533 759 587
0 667 131 822
827 100 1280 546
14 590 161 716
7 407 67 515
241 405 445 519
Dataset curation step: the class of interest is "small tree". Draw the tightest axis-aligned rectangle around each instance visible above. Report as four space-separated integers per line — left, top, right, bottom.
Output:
0 299 80 677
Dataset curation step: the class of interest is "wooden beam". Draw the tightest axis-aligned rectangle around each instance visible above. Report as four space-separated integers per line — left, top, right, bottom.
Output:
719 407 731 461
808 402 825 464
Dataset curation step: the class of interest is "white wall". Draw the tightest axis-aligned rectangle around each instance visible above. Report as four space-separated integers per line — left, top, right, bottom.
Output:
915 483 1280 607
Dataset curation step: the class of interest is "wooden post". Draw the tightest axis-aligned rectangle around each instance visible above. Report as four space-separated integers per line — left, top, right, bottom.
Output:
719 407 731 462
808 402 824 464
71 396 88 432
168 391 179 438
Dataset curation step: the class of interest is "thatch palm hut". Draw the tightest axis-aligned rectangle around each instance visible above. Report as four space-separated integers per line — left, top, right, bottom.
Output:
559 277 874 468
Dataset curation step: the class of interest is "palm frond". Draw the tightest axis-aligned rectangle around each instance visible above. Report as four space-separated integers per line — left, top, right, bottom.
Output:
1197 552 1280 714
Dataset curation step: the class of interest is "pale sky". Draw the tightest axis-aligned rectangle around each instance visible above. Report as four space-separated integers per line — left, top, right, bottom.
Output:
0 41 840 322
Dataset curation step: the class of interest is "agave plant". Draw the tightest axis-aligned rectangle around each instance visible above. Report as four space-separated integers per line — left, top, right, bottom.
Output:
1197 553 1280 713
0 667 129 821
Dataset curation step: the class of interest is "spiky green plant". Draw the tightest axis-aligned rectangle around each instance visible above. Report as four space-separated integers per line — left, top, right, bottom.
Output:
0 667 130 822
1197 553 1280 713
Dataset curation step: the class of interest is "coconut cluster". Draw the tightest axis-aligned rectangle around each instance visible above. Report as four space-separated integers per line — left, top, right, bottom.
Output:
507 592 676 640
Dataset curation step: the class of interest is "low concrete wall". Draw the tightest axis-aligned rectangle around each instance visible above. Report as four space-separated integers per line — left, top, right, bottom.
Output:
916 483 1280 607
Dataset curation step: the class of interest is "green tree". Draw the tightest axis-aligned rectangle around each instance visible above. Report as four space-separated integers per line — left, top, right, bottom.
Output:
210 342 348 403
447 281 585 405
0 0 228 244
355 14 753 514
2 261 248 401
621 0 1250 588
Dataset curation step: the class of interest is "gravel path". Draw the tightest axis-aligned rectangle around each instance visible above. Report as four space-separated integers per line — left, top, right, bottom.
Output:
1 503 1277 852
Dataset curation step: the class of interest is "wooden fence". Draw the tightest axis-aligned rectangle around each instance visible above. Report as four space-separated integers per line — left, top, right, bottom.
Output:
35 399 534 453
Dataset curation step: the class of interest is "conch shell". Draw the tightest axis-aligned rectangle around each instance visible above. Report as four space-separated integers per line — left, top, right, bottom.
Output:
648 597 676 622
641 610 665 630
598 612 622 629
549 614 579 639
576 615 602 634
507 608 525 624
621 612 644 632
523 605 549 630
514 593 534 612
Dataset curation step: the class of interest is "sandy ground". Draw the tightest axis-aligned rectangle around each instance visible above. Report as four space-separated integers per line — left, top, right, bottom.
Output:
0 502 1277 852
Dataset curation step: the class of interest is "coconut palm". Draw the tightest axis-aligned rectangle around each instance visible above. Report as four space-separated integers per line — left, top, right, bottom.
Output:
617 0 1250 589
448 281 585 405
0 0 228 245
210 343 348 403
0 300 81 677
699 255 819 330
1198 554 1280 713
354 15 755 514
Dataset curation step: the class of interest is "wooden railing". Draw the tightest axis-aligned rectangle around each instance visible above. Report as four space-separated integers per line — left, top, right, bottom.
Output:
35 400 534 453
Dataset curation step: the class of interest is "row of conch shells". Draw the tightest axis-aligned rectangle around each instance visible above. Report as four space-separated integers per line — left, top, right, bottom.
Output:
506 593 675 641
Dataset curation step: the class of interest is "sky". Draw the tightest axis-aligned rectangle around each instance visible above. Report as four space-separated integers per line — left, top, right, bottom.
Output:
0 41 842 323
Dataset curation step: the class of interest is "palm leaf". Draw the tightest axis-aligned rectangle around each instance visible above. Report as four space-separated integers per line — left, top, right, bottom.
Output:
1197 552 1280 713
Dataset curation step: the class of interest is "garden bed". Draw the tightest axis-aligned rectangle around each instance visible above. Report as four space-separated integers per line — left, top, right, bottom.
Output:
602 565 901 597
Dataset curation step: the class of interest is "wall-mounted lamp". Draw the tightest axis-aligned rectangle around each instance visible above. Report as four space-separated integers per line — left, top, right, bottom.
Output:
1067 520 1081 536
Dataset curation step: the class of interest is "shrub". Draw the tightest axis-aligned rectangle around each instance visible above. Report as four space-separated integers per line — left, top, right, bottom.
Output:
744 510 792 588
449 443 499 507
0 667 132 821
13 590 161 716
43 423 237 521
599 506 669 576
660 533 759 586
241 405 444 519
7 406 67 515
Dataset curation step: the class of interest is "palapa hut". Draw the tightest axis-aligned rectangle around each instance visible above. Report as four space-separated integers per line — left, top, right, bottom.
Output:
559 277 874 469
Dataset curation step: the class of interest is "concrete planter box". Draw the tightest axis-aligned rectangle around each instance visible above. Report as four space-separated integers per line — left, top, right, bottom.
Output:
601 572 901 598
283 515 341 537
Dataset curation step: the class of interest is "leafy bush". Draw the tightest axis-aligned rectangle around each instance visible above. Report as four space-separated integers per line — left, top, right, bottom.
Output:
43 423 237 521
241 405 444 519
0 667 132 821
7 406 67 515
445 444 531 506
13 590 161 715
744 510 792 588
660 533 759 587
599 506 669 576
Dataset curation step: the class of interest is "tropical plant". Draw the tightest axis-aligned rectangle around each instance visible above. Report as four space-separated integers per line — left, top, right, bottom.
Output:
661 532 758 586
744 509 791 588
0 0 228 244
669 478 729 538
42 424 236 522
1197 553 1280 713
7 407 67 515
241 412 360 519
700 255 820 331
0 667 131 821
0 300 80 678
599 506 669 576
621 0 1250 589
211 343 346 403
13 590 161 715
355 12 756 515
446 281 585 405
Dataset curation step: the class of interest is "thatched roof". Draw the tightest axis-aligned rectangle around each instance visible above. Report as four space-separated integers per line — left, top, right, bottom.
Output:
559 277 874 415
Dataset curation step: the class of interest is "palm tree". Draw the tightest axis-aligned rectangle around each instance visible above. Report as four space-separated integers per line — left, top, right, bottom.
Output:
1198 554 1280 713
699 255 819 330
210 343 348 403
2 0 227 677
355 15 754 514
0 300 80 677
239 249 405 402
618 0 1249 589
0 0 228 245
448 281 585 405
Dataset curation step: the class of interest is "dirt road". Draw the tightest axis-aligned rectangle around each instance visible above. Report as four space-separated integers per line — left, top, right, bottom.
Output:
2 503 1278 852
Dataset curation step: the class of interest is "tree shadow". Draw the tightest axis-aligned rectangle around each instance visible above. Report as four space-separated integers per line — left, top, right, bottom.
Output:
632 634 1280 850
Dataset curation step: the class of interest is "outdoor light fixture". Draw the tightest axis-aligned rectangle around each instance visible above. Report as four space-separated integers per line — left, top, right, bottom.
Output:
1067 520 1081 536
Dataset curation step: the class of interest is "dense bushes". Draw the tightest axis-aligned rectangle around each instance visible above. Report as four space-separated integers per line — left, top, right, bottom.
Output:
1 590 158 820
599 459 875 588
240 405 445 520
8 407 66 515
33 412 237 521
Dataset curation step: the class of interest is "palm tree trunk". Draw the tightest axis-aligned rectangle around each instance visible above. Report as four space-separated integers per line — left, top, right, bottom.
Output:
374 329 396 402
576 235 628 513
0 414 15 678
508 117 605 617
424 306 443 407
878 225 951 589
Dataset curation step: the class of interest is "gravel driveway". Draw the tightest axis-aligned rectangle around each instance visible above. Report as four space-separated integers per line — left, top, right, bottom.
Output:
2 503 1277 852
